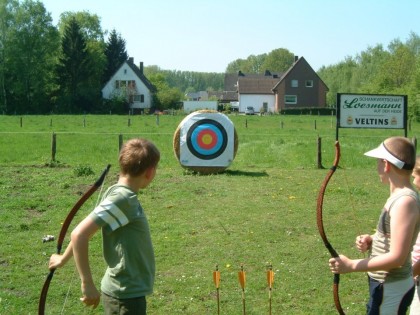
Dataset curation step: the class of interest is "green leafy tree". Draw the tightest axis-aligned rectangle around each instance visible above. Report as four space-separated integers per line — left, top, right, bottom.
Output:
148 72 183 110
0 0 18 113
261 48 294 72
2 0 59 114
103 29 128 84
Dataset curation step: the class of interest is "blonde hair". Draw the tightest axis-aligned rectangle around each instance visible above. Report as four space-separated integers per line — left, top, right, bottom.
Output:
119 138 160 176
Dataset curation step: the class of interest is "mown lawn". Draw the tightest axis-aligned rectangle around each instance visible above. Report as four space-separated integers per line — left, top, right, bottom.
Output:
0 113 418 314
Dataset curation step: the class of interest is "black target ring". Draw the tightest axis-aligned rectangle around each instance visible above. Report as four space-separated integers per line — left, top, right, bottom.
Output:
186 119 228 160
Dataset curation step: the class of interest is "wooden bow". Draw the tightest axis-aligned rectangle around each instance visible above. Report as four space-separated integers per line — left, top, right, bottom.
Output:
38 164 111 315
316 141 345 315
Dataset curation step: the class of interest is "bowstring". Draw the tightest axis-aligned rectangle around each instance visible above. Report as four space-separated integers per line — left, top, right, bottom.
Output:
60 168 110 314
340 151 366 258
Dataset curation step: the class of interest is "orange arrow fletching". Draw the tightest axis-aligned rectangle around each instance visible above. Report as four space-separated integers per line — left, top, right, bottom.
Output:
238 270 246 289
267 270 274 288
213 270 220 288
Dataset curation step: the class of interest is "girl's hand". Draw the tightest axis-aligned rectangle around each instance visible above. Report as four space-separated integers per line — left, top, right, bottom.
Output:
329 255 354 274
355 234 372 253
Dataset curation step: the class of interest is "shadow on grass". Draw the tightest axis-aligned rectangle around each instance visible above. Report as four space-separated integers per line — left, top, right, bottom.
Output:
224 169 268 177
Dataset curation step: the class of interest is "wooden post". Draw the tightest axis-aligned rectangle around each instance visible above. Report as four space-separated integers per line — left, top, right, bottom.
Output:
50 118 52 127
245 119 247 128
51 133 57 162
20 116 22 127
119 134 123 152
128 118 131 127
156 114 159 126
317 136 324 169
314 120 317 130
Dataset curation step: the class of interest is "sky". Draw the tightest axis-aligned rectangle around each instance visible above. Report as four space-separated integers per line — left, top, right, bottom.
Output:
40 0 420 73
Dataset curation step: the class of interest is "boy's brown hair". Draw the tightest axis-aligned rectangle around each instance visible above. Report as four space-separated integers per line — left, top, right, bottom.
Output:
119 138 160 176
364 136 416 173
384 137 416 172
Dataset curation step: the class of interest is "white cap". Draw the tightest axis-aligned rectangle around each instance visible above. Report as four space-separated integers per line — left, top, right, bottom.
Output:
364 142 412 170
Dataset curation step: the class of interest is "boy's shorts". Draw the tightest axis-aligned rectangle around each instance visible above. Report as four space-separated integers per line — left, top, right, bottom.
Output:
102 292 146 315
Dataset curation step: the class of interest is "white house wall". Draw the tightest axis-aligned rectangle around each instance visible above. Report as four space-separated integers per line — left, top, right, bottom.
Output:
183 101 218 113
102 63 152 109
238 94 275 113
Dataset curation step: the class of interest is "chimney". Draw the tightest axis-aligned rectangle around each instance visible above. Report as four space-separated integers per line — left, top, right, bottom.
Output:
294 56 299 62
139 62 143 74
128 57 134 64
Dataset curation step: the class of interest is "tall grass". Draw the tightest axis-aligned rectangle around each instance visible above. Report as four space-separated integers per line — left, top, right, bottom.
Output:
0 114 418 314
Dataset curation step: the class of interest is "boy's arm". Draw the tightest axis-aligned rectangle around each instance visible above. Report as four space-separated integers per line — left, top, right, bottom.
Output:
49 242 74 270
71 216 101 309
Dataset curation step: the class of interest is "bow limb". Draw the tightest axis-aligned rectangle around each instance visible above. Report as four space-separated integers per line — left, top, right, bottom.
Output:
38 164 111 315
316 141 345 315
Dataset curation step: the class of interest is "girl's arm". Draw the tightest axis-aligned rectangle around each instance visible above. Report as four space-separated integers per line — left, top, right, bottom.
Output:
330 196 419 273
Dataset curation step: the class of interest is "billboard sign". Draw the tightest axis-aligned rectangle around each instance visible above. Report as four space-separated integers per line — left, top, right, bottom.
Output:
337 93 407 131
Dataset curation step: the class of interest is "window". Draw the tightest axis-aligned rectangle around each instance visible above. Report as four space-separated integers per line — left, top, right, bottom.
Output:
133 95 145 103
285 95 297 104
305 80 313 87
115 80 136 89
291 80 298 87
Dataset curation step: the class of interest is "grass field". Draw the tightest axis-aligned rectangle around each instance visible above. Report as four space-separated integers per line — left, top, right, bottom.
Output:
0 113 419 314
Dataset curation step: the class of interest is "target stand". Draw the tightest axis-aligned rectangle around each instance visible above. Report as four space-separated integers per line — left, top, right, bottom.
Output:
173 110 238 174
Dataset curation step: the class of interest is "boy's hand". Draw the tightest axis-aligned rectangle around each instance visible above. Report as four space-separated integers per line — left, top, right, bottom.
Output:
80 281 100 309
355 234 372 253
48 254 65 270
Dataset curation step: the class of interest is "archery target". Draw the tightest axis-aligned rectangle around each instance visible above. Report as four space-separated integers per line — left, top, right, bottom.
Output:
179 111 234 167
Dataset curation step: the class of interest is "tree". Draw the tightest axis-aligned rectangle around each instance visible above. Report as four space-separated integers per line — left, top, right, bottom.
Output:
55 17 93 113
56 11 106 113
103 29 128 84
261 48 294 72
0 0 18 113
2 0 59 114
148 72 183 110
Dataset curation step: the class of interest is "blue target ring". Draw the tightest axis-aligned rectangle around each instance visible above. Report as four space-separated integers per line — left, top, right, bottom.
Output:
186 119 228 160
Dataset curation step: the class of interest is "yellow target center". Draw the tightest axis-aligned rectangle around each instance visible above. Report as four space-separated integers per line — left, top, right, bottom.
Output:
202 134 213 145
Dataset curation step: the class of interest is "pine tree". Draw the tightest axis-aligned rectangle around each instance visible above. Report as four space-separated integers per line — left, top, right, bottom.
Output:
103 29 128 83
56 17 92 113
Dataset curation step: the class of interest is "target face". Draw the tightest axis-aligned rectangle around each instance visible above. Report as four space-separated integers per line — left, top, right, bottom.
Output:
180 112 234 167
187 119 227 160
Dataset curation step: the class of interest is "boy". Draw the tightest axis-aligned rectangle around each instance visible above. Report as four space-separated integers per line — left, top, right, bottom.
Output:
49 138 160 314
328 136 420 314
